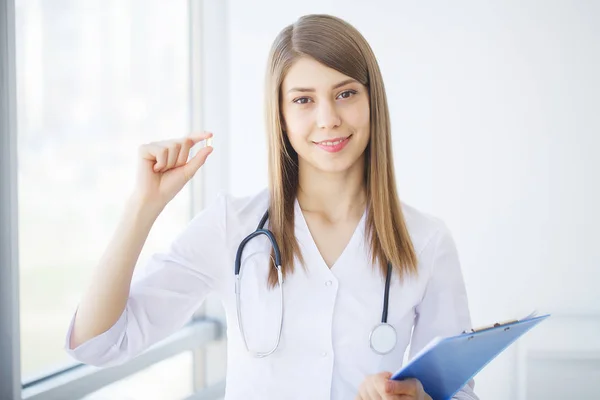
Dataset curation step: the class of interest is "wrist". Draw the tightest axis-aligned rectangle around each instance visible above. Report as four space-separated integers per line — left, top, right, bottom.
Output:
126 193 165 220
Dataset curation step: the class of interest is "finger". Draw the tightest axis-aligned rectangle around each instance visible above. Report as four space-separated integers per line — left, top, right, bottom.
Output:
403 378 421 396
358 385 372 400
161 142 179 170
175 137 194 168
176 132 213 168
139 143 160 162
385 379 417 395
375 372 393 397
182 145 213 181
412 379 427 400
367 384 383 400
187 131 213 145
146 144 168 172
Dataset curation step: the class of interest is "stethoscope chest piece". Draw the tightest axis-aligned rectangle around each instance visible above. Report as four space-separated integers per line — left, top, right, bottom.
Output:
369 322 397 355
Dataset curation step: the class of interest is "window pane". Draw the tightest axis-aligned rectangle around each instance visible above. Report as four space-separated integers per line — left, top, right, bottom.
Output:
83 352 194 400
15 0 191 381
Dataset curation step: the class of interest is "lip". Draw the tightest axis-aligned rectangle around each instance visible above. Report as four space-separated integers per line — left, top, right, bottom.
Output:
313 135 352 153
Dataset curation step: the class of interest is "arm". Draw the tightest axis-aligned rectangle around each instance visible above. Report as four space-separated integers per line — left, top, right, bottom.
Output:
65 194 227 367
65 133 216 366
69 195 163 349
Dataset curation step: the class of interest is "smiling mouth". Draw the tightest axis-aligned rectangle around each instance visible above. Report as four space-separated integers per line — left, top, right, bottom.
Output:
313 135 352 146
312 134 352 153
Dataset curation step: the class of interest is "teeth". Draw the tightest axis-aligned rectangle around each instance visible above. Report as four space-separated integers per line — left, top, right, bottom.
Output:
321 138 345 146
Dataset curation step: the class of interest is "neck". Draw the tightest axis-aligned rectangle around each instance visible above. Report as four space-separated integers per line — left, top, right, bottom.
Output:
296 155 367 222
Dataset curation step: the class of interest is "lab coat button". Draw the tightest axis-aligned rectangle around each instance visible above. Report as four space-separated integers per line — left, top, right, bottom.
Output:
325 280 332 287
321 352 328 357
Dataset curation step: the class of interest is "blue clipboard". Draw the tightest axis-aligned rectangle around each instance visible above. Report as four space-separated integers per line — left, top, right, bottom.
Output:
392 314 550 400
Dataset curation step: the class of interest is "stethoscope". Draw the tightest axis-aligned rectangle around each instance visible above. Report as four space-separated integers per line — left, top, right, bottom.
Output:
234 210 397 358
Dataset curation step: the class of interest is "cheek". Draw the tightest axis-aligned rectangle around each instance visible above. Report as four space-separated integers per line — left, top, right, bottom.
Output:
283 110 313 143
286 130 309 155
346 100 370 131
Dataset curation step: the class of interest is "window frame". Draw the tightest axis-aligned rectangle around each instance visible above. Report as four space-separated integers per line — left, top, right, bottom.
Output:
0 0 22 399
20 322 220 400
0 0 230 398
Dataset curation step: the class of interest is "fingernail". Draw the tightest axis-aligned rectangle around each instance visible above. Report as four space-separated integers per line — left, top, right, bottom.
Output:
386 381 393 393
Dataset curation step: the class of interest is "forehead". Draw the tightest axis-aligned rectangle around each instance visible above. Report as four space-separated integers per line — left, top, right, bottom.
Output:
282 57 353 90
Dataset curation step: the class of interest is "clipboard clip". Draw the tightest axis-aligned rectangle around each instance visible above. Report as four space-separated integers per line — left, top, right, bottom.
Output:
461 319 519 334
461 310 540 334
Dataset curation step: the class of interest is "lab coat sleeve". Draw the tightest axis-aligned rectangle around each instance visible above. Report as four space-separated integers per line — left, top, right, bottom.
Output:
409 222 479 400
64 193 228 367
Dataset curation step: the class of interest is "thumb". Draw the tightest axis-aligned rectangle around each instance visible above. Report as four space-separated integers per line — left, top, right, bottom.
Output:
182 146 213 180
374 372 394 397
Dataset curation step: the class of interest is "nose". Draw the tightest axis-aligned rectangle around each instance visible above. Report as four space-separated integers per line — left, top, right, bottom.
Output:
316 100 341 130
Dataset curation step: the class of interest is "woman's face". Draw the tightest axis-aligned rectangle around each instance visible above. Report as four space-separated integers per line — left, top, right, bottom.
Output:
280 57 370 174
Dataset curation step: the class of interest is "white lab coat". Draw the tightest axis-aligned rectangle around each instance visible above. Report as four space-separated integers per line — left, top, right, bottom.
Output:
65 188 478 399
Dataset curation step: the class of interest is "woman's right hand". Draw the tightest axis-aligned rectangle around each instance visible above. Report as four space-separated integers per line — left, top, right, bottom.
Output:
133 132 214 209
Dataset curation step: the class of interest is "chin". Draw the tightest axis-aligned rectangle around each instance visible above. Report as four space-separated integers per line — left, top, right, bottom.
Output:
310 155 363 175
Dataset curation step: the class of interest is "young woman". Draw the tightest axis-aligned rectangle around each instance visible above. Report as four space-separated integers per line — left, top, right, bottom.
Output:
66 14 478 400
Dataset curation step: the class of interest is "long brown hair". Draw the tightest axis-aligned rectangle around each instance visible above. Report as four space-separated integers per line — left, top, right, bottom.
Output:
264 14 417 288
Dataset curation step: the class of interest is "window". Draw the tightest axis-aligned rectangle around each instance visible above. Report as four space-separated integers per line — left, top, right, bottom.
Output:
83 352 194 400
15 0 192 382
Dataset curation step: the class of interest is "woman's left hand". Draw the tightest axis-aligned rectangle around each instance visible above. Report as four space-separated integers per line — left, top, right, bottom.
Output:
355 372 433 400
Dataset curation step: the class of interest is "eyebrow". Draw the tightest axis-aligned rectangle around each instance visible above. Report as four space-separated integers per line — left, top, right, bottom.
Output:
286 78 358 94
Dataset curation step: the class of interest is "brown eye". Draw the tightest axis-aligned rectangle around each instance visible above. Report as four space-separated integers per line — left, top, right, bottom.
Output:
293 97 312 104
337 90 357 100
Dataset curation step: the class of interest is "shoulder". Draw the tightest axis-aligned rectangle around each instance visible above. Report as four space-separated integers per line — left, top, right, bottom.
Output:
167 188 269 271
221 187 270 214
221 187 270 229
400 201 453 258
196 187 269 238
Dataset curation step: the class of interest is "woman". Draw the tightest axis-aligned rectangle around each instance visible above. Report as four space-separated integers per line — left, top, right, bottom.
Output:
66 14 478 400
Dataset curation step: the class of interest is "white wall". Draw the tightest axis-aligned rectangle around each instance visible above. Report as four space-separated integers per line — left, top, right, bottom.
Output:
221 1 600 398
